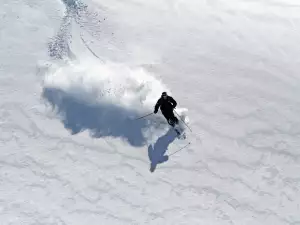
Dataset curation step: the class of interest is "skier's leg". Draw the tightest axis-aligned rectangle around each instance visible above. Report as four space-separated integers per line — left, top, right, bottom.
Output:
162 111 174 127
170 111 179 124
163 110 181 136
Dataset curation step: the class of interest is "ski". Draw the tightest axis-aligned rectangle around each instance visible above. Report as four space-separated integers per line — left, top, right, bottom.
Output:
174 127 186 140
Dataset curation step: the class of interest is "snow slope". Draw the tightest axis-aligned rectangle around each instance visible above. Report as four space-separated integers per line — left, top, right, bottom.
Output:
1 0 300 224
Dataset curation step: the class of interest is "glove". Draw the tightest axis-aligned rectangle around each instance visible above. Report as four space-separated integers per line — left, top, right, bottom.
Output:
154 110 157 114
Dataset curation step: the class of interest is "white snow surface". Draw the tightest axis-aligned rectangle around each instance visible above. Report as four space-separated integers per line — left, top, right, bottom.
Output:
1 0 300 224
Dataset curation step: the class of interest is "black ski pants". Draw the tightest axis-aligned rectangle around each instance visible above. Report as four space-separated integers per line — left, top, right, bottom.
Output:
161 109 178 126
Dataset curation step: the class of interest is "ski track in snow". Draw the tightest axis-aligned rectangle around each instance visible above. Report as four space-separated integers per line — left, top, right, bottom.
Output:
1 0 300 224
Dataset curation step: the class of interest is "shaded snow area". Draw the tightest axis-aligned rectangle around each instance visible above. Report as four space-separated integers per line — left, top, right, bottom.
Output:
1 0 300 224
43 59 170 146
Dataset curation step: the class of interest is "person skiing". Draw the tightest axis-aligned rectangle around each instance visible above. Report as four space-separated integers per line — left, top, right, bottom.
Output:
154 92 179 127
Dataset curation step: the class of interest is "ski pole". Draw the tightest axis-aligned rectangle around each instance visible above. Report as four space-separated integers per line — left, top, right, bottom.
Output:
133 112 154 120
174 110 192 132
168 142 191 157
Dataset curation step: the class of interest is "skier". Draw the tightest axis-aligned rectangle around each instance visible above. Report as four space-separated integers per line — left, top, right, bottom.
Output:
154 92 179 127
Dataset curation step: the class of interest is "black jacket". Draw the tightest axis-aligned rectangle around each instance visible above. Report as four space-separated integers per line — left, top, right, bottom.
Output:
154 96 177 113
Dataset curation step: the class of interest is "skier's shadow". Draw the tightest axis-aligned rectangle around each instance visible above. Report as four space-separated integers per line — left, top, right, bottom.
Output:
148 128 178 172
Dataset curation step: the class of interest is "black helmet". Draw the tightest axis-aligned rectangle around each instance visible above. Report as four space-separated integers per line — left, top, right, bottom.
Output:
162 92 167 96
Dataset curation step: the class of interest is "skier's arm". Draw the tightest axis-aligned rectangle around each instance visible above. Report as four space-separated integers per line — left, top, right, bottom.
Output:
154 99 161 113
169 97 177 108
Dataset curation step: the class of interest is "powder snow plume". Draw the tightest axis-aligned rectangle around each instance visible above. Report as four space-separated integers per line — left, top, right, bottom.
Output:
41 57 188 146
